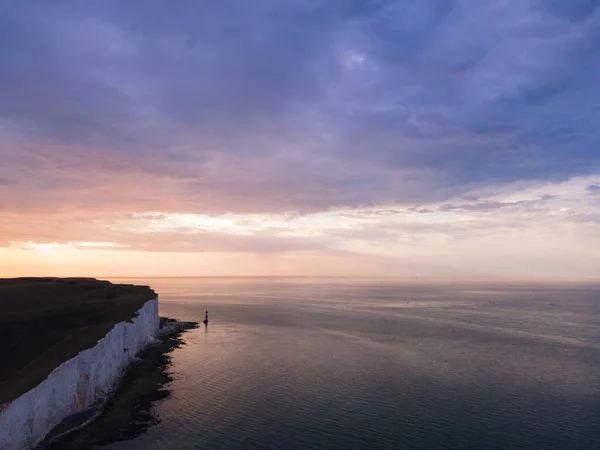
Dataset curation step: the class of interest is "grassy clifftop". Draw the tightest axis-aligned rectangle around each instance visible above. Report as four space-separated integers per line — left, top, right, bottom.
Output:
0 278 156 407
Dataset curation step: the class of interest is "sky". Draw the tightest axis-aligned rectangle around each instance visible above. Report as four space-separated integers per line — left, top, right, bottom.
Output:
1 0 600 277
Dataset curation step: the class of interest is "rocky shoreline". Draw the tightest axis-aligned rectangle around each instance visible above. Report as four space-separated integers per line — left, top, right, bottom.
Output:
40 318 198 449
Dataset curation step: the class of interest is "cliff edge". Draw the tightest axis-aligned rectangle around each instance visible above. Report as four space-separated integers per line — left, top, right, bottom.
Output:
0 278 160 449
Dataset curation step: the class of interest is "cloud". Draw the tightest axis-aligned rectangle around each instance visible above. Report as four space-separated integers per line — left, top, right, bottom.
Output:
1 0 600 217
0 0 599 277
9 241 128 250
2 173 599 276
435 195 556 213
3 174 598 248
587 184 600 194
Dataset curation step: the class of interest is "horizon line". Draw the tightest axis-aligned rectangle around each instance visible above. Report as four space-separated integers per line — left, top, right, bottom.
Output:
3 275 600 282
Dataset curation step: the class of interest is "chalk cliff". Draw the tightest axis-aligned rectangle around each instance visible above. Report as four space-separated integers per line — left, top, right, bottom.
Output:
0 279 160 450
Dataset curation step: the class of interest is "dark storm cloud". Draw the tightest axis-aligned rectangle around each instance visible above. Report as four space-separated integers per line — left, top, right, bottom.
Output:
1 0 599 214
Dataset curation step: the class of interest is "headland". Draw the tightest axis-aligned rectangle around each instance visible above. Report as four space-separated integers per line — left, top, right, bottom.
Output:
0 278 161 449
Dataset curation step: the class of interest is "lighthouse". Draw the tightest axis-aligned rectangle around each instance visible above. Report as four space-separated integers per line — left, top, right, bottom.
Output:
203 310 208 326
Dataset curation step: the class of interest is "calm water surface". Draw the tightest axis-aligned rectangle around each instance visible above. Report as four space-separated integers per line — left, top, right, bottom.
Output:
104 278 600 450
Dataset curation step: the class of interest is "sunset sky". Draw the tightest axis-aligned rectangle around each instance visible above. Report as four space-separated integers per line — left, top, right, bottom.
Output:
1 0 600 277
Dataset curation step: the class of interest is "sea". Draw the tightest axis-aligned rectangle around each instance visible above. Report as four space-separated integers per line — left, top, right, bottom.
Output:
102 277 600 450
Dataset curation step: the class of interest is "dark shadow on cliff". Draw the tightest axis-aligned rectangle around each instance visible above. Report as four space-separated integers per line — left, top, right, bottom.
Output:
40 318 198 450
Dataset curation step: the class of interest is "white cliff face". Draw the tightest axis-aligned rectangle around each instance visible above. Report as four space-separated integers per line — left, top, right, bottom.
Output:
0 298 160 450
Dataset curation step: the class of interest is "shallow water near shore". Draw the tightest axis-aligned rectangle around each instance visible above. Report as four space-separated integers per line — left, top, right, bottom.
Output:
98 277 600 450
